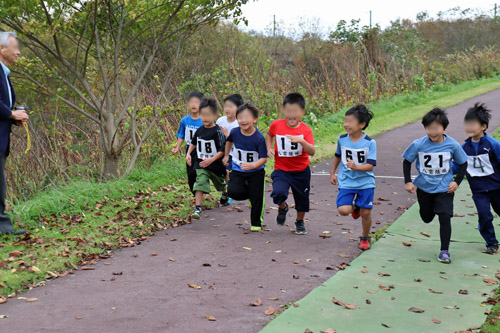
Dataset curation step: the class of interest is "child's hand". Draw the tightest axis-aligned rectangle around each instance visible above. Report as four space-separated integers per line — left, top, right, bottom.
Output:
346 158 357 170
330 173 338 185
448 181 459 193
267 148 275 159
200 157 213 168
405 182 416 194
185 154 192 166
171 147 179 155
220 126 229 137
222 156 229 166
240 162 255 171
286 135 303 144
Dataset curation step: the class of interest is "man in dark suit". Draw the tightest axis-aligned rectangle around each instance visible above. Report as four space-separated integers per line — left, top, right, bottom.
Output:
0 32 29 235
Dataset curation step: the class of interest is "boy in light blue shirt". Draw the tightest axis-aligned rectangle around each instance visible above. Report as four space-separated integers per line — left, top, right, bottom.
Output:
402 108 468 264
330 104 376 251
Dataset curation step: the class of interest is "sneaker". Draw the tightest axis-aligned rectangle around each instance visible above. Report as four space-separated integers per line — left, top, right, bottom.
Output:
250 226 262 232
438 250 451 264
295 220 307 235
482 244 499 255
228 198 234 205
359 237 371 251
191 207 202 220
277 203 289 226
352 205 361 220
220 192 229 206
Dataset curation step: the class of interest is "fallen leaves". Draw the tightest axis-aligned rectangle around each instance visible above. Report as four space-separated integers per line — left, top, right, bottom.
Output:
0 295 7 304
187 283 201 290
432 318 441 324
249 298 263 307
402 242 412 247
8 250 22 257
420 232 431 238
458 289 468 295
242 247 252 251
408 307 425 313
429 289 443 294
379 284 391 291
151 252 158 256
264 306 278 316
338 254 351 258
443 305 459 309
483 278 498 285
206 314 216 321
80 266 95 270
332 297 356 309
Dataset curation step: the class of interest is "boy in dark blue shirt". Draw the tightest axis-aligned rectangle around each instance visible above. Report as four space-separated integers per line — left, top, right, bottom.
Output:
223 104 268 232
460 103 500 255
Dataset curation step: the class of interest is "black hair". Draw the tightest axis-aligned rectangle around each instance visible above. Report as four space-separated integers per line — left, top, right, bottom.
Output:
199 97 218 114
236 103 259 118
345 104 374 130
283 92 306 109
422 107 449 129
187 91 204 100
224 94 244 107
464 102 491 129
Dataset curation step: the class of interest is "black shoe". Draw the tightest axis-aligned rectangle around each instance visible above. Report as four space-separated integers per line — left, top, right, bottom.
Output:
295 220 307 235
483 243 499 255
276 203 289 226
220 192 229 206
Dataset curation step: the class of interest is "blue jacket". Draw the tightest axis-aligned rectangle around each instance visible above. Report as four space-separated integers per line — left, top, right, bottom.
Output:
0 64 14 156
461 134 500 193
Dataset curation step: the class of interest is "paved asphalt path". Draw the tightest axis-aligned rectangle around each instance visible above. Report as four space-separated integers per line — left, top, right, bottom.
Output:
1 89 500 332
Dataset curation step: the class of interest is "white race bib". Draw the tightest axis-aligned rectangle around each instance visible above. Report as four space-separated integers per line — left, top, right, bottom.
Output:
418 152 451 176
276 135 303 157
197 139 217 159
341 147 369 169
232 148 259 166
185 127 197 146
467 154 494 177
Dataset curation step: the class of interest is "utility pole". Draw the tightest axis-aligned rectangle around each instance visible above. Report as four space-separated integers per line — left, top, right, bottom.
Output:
369 10 372 29
273 15 276 39
495 3 497 19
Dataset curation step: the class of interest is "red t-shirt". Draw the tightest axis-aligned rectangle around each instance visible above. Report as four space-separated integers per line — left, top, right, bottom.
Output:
268 119 314 172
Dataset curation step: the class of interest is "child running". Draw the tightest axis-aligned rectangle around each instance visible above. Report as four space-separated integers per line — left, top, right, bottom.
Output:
172 91 204 194
402 108 468 264
329 104 376 251
460 103 500 255
217 94 244 205
223 103 268 232
186 97 228 219
266 93 315 235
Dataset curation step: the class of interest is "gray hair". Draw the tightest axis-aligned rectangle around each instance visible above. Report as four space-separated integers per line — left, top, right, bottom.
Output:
0 32 17 47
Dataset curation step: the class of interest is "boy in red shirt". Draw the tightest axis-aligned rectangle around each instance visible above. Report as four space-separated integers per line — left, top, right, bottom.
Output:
266 93 315 234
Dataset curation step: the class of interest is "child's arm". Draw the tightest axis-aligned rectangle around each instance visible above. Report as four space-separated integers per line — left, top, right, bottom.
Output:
286 135 315 156
200 152 224 168
403 159 416 193
448 161 467 193
346 160 374 172
186 143 195 166
241 158 267 171
329 156 341 185
172 138 184 154
266 132 275 159
223 141 233 166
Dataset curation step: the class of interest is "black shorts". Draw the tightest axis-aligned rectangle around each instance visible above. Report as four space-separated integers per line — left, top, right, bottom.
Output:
416 189 454 218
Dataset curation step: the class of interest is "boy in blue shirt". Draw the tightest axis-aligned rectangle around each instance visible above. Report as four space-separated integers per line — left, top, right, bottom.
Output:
460 103 500 255
172 91 204 194
330 104 376 251
223 103 268 232
402 108 468 264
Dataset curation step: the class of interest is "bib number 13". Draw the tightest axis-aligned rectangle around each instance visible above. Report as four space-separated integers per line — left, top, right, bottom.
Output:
276 135 303 157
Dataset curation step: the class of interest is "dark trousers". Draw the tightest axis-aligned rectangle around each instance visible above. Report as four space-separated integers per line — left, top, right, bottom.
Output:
227 169 265 227
186 148 197 195
417 189 453 251
0 151 13 233
472 189 500 246
270 167 311 212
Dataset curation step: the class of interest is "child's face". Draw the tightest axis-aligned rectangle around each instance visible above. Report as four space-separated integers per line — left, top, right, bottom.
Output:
464 119 486 139
200 107 217 126
236 110 257 131
425 121 446 142
187 97 201 114
283 103 305 128
223 100 238 119
344 114 365 134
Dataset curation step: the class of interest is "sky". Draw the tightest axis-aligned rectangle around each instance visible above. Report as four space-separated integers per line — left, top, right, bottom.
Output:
238 0 497 37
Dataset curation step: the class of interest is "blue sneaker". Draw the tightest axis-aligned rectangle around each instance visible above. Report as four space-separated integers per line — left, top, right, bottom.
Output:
438 250 451 264
228 198 234 205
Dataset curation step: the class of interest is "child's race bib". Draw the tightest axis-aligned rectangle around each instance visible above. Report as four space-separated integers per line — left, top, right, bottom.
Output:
341 147 369 169
418 152 451 176
185 127 197 146
197 139 217 159
467 154 494 177
232 148 259 166
276 134 303 157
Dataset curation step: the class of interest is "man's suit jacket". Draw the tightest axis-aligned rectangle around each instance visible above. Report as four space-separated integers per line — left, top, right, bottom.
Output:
0 64 15 156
